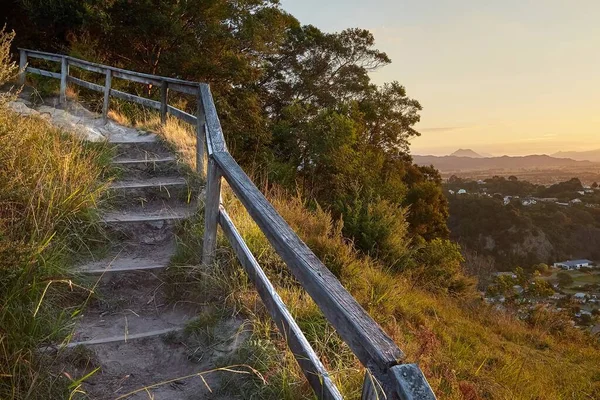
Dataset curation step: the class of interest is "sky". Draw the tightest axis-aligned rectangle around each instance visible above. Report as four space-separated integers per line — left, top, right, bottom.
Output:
281 0 600 156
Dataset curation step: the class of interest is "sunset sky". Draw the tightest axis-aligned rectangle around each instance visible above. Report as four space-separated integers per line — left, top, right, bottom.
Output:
282 0 600 156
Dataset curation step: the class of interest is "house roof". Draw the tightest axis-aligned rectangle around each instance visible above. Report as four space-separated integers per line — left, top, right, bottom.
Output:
555 259 593 267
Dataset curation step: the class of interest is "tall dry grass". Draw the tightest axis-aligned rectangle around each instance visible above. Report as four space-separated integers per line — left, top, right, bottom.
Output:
0 29 113 399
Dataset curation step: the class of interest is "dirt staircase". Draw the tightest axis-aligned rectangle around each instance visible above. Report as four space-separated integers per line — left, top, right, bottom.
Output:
59 126 241 399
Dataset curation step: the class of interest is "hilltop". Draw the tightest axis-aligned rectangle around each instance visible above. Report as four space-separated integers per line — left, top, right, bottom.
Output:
449 148 484 158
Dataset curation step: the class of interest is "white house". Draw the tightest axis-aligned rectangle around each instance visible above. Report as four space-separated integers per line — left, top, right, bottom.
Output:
571 198 583 204
521 199 537 206
573 292 587 303
448 190 455 195
457 189 467 195
553 259 593 270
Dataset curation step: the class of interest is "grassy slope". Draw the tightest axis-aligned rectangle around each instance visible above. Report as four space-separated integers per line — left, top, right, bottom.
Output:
114 107 600 399
0 105 112 399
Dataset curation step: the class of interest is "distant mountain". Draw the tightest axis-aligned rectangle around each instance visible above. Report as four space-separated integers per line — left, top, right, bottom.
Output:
552 149 600 162
413 154 593 172
449 149 483 158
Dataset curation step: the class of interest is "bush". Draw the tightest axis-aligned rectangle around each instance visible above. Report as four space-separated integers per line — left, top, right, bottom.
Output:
338 193 412 269
412 239 475 295
557 271 574 287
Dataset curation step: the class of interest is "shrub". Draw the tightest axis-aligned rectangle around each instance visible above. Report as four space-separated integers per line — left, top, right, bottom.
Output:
338 193 412 269
412 239 475 295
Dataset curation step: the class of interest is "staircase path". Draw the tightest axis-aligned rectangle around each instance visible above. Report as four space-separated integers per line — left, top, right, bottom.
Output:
25 101 247 399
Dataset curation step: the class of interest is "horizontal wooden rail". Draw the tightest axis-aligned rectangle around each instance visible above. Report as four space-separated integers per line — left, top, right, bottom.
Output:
25 66 60 79
67 76 103 92
17 47 206 178
16 47 436 400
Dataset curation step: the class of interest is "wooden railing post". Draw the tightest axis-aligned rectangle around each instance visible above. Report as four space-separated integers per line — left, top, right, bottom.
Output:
160 80 168 124
59 56 68 103
196 87 206 179
18 50 27 85
102 69 112 123
202 157 222 266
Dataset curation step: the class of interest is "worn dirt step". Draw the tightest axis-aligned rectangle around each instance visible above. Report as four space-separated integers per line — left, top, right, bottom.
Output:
111 156 183 180
110 177 188 190
100 202 196 244
108 132 159 144
101 203 196 223
74 240 176 275
60 326 245 400
112 155 177 165
111 138 175 161
106 180 197 209
70 271 200 345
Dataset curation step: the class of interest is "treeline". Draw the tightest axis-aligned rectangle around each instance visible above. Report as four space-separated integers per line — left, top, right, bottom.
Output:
448 175 598 201
4 0 450 271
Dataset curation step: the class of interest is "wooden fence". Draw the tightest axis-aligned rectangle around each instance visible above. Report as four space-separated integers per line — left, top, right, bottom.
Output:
18 48 436 400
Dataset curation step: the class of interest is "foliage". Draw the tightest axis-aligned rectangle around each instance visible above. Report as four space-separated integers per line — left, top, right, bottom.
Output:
6 0 450 250
557 271 574 286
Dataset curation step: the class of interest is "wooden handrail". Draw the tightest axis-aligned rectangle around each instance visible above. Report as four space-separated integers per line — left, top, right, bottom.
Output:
16 47 436 400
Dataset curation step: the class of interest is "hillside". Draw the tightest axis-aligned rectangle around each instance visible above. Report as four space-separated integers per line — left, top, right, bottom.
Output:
4 6 600 400
445 177 600 271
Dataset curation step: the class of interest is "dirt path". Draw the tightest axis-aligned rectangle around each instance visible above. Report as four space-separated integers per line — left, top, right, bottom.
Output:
12 99 246 399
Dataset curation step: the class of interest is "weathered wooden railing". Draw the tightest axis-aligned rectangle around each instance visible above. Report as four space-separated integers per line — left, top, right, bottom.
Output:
18 48 436 400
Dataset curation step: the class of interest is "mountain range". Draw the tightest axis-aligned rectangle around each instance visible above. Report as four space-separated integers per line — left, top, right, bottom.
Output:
413 148 596 172
552 149 600 162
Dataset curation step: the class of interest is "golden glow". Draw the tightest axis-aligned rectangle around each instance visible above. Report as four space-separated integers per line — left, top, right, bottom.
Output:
284 0 600 155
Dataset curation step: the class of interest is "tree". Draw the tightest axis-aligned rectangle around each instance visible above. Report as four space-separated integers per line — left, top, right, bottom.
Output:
527 279 554 298
533 263 550 276
557 271 574 287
